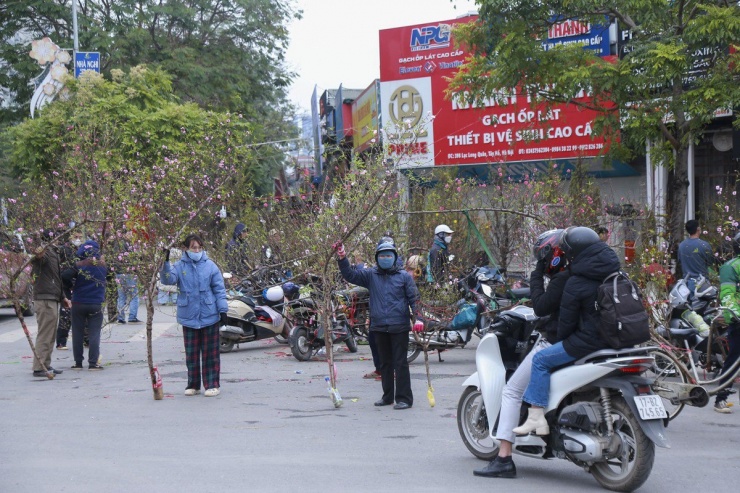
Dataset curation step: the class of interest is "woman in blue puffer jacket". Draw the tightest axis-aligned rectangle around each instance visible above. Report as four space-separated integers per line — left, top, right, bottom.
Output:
161 234 228 397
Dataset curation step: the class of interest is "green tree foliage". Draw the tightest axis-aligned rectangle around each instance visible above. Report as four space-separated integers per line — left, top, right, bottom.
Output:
0 66 283 194
450 0 740 247
0 0 300 124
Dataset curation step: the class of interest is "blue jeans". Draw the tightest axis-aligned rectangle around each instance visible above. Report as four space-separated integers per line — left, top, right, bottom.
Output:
117 274 139 321
522 342 576 408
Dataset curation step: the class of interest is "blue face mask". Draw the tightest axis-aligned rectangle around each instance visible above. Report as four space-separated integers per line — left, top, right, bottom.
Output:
377 255 395 270
188 251 203 262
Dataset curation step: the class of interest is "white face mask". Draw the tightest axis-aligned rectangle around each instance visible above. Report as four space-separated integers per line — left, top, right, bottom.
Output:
72 239 82 247
444 235 452 244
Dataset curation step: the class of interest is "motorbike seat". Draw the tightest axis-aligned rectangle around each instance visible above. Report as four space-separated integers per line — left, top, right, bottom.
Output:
574 346 658 365
509 287 530 299
667 327 699 338
234 295 255 308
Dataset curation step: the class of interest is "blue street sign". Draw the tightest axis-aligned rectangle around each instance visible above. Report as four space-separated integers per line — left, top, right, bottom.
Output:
74 52 100 78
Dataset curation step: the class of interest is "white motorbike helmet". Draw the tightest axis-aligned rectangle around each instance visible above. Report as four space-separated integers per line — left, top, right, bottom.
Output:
264 285 285 303
668 279 691 308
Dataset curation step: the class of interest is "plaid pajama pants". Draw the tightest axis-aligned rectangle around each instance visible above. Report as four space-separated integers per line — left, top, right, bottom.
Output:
183 323 221 390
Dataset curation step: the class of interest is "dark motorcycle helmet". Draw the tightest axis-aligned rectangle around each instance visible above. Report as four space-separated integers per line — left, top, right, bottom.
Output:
533 229 567 276
375 241 398 265
377 235 395 247
559 226 600 261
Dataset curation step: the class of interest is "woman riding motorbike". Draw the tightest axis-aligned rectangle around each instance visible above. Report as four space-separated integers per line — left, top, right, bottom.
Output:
513 227 620 436
474 229 570 478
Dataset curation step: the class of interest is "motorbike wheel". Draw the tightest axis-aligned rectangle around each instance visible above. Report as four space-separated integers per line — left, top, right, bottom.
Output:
219 338 235 353
290 327 313 362
456 386 499 460
407 343 421 364
646 349 687 421
345 332 358 353
475 313 490 338
591 397 655 492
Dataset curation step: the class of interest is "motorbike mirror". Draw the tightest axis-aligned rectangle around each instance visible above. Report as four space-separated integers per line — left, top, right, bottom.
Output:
223 272 233 279
481 284 492 297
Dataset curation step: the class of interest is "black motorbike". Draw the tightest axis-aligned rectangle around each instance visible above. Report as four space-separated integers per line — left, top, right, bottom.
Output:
287 285 359 361
656 277 728 376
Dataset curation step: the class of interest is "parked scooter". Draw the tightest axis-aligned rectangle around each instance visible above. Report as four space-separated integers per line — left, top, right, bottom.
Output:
287 285 359 361
457 309 708 491
656 276 728 375
407 281 489 363
219 283 290 353
464 265 531 338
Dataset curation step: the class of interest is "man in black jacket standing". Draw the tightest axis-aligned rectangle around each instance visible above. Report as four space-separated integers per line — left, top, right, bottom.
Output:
336 240 421 409
514 227 620 435
32 229 71 377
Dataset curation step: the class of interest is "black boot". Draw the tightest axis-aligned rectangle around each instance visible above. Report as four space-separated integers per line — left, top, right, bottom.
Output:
473 456 516 478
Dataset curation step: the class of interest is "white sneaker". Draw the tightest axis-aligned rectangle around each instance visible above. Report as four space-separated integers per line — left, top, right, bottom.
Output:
204 388 220 397
184 388 200 396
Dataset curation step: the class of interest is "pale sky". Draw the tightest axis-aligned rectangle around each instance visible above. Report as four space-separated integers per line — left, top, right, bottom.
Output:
286 0 479 112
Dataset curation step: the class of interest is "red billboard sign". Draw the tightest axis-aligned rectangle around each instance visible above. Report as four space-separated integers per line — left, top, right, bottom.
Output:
379 16 611 168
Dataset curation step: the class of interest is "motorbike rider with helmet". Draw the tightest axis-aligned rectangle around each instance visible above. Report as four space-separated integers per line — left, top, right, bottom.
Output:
475 229 571 478
714 231 740 414
335 240 421 410
513 226 619 436
427 224 453 284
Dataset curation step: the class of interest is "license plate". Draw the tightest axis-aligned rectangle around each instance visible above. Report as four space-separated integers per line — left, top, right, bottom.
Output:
633 395 667 420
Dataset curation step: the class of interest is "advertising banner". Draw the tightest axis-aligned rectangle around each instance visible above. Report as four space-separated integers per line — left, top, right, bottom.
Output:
351 80 380 152
380 77 435 168
541 17 611 56
379 16 612 168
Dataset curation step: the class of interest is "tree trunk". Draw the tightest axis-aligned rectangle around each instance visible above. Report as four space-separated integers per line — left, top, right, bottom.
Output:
145 284 164 400
667 146 690 253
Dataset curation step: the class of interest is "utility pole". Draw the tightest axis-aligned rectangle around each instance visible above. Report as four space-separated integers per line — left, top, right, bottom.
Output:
72 0 79 53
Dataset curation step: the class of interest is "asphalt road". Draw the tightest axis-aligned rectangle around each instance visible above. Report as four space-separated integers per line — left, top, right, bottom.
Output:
1 305 738 492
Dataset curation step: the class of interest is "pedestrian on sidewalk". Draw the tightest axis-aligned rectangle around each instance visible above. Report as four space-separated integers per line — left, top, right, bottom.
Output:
160 234 228 397
31 229 71 377
112 230 141 324
55 229 81 350
62 240 110 370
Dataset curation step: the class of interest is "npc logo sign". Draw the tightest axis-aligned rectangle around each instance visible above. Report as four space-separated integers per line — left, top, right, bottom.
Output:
410 24 451 52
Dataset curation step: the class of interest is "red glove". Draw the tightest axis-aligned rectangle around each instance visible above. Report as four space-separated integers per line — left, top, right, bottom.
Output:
413 320 424 333
332 241 346 259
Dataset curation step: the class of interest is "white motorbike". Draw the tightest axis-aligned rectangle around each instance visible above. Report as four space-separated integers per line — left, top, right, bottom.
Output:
457 327 695 491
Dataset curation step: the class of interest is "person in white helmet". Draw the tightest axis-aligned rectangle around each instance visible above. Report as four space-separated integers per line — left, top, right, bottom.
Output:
427 225 453 284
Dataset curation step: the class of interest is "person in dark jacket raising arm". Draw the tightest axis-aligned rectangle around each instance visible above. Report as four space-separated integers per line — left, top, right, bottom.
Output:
513 227 620 436
475 229 571 478
335 240 421 410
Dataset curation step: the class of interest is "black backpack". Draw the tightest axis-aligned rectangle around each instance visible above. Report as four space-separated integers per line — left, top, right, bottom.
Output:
596 272 651 349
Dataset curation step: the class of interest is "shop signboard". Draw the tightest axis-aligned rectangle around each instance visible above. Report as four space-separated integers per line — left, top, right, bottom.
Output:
74 51 100 78
379 15 612 169
541 17 611 56
351 80 380 152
